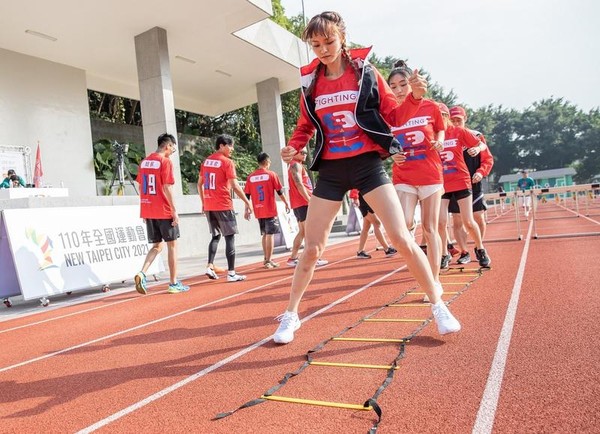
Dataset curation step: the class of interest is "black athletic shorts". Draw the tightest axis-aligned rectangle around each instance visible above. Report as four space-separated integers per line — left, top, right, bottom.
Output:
206 210 238 237
449 184 486 213
358 194 374 217
442 188 472 202
259 217 280 235
313 152 391 202
293 205 309 222
146 218 180 243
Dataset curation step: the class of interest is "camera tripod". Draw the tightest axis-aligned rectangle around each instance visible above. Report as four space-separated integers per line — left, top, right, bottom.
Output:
109 144 138 196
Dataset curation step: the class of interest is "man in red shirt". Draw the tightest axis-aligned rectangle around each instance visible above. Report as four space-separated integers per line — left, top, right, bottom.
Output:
134 133 189 295
244 152 290 269
286 150 328 267
199 134 252 282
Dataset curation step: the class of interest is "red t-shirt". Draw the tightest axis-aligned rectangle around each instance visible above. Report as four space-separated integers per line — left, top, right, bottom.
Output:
313 67 380 159
288 57 421 159
200 152 236 211
287 162 312 209
137 152 174 219
244 168 282 219
391 99 444 186
440 125 481 193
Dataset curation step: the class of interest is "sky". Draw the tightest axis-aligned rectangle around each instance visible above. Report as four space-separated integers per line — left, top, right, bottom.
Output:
279 0 599 112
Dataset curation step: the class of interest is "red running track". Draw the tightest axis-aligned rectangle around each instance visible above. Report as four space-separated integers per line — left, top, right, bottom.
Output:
0 205 598 433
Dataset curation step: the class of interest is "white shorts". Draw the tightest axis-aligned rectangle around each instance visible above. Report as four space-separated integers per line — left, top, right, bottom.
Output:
519 196 532 207
394 183 444 201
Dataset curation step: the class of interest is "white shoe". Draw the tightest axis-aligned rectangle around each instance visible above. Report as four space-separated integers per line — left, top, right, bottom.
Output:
205 267 219 280
431 301 461 335
227 273 246 282
273 311 301 344
423 282 443 303
315 258 328 267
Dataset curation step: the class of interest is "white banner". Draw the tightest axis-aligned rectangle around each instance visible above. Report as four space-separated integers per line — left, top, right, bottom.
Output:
275 202 299 249
0 214 21 298
2 206 164 300
346 204 364 235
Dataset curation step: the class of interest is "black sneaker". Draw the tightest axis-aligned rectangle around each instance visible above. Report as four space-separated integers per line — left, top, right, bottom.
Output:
440 254 451 269
357 251 371 259
475 248 491 267
457 251 471 264
384 247 398 257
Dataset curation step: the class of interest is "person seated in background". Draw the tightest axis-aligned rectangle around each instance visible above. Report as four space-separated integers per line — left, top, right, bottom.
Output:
0 169 26 188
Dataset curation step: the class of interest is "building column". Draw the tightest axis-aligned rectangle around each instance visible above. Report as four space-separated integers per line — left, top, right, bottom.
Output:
256 78 288 191
134 27 182 194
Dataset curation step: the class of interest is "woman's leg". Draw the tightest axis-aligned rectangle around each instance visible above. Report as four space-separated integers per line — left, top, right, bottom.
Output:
396 190 419 234
457 195 483 249
420 190 443 281
364 184 441 302
439 199 450 256
357 216 372 252
290 221 305 260
368 213 390 250
285 196 341 312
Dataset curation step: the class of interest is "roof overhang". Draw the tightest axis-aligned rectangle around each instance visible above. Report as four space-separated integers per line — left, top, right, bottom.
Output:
0 0 307 116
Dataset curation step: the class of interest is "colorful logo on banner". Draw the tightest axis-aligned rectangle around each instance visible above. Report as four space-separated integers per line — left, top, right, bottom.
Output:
25 228 58 270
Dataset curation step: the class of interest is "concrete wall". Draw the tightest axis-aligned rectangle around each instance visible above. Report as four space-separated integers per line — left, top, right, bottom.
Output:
0 48 96 196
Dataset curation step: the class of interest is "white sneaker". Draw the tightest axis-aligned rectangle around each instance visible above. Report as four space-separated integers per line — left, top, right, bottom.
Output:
423 282 443 303
227 273 246 282
431 301 461 335
273 311 301 344
205 267 219 280
315 258 328 267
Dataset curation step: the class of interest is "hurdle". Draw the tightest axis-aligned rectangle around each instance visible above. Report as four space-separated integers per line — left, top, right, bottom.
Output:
529 184 600 239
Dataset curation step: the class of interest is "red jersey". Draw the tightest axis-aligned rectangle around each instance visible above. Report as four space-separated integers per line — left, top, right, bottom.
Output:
244 168 282 219
312 66 380 160
200 152 236 211
391 99 444 186
137 152 175 219
288 53 421 159
287 162 312 209
440 125 481 193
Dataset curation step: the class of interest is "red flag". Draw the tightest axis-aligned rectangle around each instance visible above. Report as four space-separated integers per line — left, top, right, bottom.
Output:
33 142 43 188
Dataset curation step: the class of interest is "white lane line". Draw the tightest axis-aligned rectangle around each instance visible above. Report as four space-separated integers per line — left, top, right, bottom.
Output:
0 274 293 373
0 240 354 330
0 247 358 373
76 264 407 433
472 220 533 434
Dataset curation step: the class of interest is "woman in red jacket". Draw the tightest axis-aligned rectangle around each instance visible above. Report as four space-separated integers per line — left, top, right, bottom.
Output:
272 11 460 344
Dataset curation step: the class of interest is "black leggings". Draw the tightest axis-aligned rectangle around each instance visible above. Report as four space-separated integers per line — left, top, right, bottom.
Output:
208 234 236 271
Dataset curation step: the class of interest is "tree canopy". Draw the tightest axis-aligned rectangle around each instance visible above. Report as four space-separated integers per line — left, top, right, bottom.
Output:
89 0 600 187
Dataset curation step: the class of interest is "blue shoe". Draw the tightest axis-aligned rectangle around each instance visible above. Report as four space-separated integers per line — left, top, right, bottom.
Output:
168 281 190 293
134 272 147 295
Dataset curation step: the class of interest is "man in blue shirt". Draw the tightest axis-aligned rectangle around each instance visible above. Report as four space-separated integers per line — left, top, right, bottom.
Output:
517 170 535 218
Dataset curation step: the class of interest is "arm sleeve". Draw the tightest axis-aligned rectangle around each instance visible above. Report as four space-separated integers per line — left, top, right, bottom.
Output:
461 128 482 148
476 147 494 177
288 96 316 152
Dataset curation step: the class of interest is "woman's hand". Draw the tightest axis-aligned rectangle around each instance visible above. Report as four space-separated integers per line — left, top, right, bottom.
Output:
409 69 427 100
281 146 298 163
467 145 482 157
430 139 444 152
391 152 407 165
